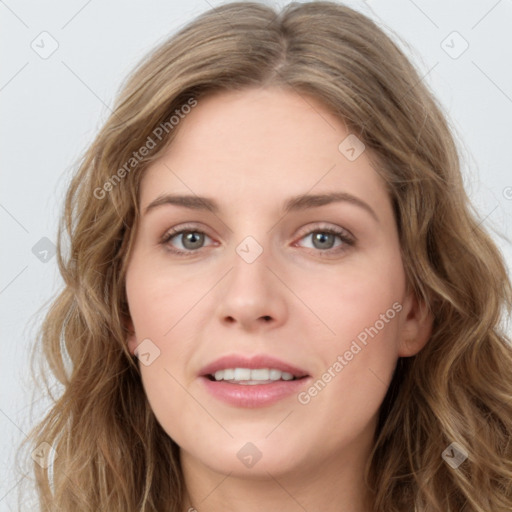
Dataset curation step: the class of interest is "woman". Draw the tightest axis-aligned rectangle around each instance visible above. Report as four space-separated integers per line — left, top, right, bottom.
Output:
17 1 512 511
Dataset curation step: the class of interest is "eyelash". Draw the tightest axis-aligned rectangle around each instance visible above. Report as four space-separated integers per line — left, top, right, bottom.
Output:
160 222 355 258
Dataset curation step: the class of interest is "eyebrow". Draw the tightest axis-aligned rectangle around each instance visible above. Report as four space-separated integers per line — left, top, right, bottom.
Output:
144 191 379 223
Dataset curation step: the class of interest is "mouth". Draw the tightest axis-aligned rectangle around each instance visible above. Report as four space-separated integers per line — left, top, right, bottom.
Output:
198 354 311 407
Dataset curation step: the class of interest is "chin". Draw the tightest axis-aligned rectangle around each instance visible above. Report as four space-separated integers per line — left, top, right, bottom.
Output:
180 435 308 477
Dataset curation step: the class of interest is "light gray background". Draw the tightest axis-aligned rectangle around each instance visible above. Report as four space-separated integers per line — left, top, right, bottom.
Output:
1 0 511 510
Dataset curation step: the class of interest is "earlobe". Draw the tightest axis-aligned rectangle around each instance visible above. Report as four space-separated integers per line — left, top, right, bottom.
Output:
397 291 434 357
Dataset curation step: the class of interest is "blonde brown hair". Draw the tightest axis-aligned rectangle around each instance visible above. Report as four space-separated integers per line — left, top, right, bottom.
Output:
16 1 512 510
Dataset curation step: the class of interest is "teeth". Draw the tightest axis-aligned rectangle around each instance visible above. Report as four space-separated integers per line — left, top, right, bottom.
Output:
269 369 282 380
251 368 269 380
234 368 251 380
212 368 297 382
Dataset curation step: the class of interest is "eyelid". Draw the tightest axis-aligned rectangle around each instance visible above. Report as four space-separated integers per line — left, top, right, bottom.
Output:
161 221 354 240
160 222 215 247
294 222 354 241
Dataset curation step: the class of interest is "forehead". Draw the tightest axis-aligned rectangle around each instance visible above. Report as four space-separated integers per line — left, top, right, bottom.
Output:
139 87 390 218
167 87 349 164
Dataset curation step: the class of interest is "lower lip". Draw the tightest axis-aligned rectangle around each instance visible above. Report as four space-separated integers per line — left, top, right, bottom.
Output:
199 376 311 408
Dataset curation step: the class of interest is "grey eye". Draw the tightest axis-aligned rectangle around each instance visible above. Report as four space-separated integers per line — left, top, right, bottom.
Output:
177 231 206 250
310 232 337 250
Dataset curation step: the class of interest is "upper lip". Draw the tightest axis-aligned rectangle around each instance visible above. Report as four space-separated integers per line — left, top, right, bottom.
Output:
199 354 310 378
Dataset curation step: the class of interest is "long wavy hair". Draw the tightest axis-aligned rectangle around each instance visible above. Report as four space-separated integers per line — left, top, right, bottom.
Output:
16 1 512 510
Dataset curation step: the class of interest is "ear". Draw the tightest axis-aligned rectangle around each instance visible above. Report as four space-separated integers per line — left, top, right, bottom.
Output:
124 315 138 356
397 289 434 357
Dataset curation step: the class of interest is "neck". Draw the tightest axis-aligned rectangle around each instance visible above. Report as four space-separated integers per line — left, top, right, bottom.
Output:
180 441 374 512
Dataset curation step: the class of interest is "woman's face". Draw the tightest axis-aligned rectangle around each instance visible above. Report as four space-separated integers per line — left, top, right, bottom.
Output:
125 87 432 481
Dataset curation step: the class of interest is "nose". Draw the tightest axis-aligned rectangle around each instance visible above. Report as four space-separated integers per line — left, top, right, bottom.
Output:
215 244 288 332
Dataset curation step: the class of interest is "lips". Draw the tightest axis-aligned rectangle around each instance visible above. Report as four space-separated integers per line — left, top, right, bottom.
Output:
198 354 311 407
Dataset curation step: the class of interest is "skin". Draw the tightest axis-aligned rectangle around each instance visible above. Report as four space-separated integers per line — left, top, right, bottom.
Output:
125 87 433 512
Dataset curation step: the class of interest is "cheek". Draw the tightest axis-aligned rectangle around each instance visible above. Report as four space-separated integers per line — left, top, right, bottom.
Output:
305 250 404 343
125 259 208 420
125 256 208 338
298 288 400 444
303 252 403 401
